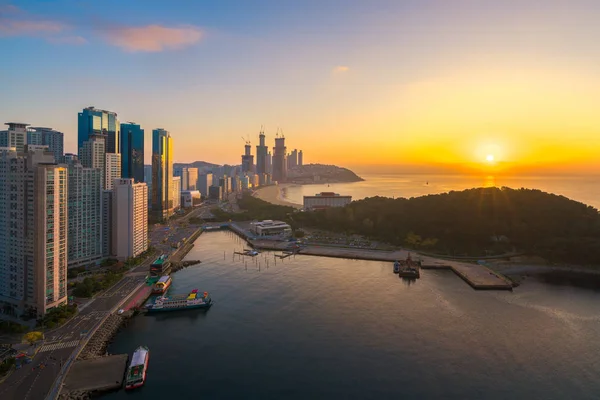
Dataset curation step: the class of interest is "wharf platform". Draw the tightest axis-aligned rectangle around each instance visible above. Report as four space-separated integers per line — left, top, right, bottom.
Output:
62 354 128 394
298 245 513 290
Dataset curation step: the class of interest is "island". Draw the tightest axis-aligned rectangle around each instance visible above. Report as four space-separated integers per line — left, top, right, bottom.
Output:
286 163 363 184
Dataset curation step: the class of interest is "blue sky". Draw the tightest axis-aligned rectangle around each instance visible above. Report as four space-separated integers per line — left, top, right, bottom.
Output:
2 1 600 171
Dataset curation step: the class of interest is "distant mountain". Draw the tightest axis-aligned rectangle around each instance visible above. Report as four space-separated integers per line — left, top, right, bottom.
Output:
287 163 363 183
174 161 222 170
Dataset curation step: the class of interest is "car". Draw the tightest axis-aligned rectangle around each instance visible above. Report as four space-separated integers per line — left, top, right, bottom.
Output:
117 309 125 315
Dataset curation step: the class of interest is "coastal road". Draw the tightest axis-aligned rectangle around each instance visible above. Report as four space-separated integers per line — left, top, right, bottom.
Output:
0 276 146 400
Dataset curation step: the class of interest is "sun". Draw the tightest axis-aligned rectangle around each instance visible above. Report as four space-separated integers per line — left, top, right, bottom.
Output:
486 154 495 162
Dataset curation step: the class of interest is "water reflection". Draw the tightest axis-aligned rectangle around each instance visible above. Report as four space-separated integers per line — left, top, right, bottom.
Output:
533 271 600 292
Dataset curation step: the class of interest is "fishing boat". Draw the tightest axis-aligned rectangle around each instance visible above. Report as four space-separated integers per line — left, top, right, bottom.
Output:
152 275 172 294
125 346 149 390
393 260 400 273
398 253 421 279
146 289 212 313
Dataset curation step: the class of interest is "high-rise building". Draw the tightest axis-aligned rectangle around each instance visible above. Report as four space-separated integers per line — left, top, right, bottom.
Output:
62 153 78 164
0 146 68 318
67 163 103 267
144 165 152 184
287 149 298 169
26 129 42 146
79 134 106 188
105 153 122 190
102 190 112 257
0 122 28 152
242 141 254 174
172 176 181 211
255 130 268 174
120 122 144 183
112 179 148 259
266 151 272 174
77 106 120 154
30 127 64 162
152 129 173 220
174 167 198 191
197 173 213 198
272 136 287 182
298 150 303 166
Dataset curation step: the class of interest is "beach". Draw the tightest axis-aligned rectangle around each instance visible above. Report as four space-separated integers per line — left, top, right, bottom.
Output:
253 184 302 208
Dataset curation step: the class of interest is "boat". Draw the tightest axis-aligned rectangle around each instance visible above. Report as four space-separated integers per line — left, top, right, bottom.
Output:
146 289 212 313
125 346 149 390
152 275 172 294
243 249 260 256
397 253 421 279
393 260 400 273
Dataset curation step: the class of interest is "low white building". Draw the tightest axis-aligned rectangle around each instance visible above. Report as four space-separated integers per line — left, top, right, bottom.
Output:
251 220 292 238
181 190 201 208
303 192 352 210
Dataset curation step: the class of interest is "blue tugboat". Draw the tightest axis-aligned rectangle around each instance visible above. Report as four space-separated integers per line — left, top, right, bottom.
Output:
146 289 212 313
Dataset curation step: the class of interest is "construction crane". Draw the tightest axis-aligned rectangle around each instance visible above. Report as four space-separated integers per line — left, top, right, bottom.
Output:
241 134 251 145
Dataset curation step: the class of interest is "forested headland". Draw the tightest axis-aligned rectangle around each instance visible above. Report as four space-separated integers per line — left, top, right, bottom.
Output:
292 187 600 264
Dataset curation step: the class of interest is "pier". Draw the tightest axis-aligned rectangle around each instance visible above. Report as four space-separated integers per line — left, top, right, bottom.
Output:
61 354 128 396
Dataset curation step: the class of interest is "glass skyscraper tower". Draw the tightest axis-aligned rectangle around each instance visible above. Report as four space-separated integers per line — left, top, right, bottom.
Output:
120 122 145 183
152 129 173 220
77 106 120 154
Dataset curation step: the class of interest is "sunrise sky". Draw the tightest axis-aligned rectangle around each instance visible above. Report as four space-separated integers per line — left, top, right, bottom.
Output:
2 0 600 174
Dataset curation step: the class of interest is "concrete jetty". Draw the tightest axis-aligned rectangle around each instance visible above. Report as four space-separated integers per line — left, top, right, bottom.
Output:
61 354 128 396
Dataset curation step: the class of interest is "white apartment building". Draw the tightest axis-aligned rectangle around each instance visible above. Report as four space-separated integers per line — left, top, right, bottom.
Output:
105 153 121 190
112 179 148 259
0 122 28 152
0 146 68 318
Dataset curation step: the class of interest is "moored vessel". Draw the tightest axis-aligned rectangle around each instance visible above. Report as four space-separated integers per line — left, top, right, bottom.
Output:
146 289 212 312
398 254 421 279
125 346 149 390
393 260 400 273
152 275 172 294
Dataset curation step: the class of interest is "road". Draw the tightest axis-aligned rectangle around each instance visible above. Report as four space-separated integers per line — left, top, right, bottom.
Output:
0 206 212 400
0 252 161 400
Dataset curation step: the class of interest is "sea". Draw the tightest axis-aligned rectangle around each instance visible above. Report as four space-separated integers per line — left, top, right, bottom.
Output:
105 231 600 399
279 173 600 210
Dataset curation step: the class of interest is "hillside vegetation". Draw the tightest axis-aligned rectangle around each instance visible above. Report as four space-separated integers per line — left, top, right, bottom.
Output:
293 187 600 265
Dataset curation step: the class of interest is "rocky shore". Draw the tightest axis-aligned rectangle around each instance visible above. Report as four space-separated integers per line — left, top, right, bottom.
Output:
78 314 125 361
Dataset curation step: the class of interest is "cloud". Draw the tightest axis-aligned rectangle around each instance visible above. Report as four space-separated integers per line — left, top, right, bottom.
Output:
102 24 203 52
0 18 65 36
47 35 87 45
333 65 350 74
0 4 20 14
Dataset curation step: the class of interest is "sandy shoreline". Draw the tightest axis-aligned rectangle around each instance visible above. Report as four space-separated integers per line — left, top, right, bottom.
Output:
253 184 302 209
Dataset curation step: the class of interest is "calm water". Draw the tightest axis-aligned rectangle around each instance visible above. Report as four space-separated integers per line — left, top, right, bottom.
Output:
280 173 600 209
105 231 600 399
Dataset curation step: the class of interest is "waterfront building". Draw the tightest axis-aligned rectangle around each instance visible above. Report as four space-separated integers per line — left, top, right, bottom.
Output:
112 178 148 259
287 149 298 169
272 136 287 182
152 129 174 220
0 122 28 152
233 175 242 192
120 122 144 183
102 190 112 257
298 150 303 166
172 176 181 211
77 106 120 154
255 130 268 174
241 175 250 190
303 192 352 210
29 127 64 162
0 146 68 318
67 163 103 267
197 173 213 198
242 142 254 173
105 153 121 190
251 220 292 238
208 185 222 201
181 190 201 208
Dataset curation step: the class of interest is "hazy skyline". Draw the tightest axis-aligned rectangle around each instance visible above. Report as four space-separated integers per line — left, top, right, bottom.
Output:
2 1 600 174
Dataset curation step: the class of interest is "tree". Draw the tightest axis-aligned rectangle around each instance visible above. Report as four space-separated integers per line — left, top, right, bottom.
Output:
23 331 43 345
